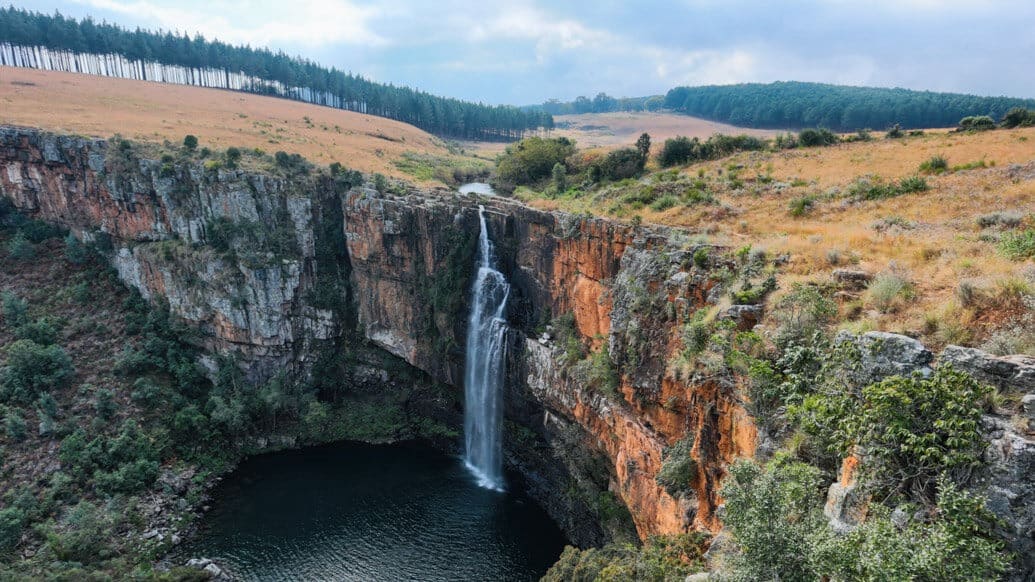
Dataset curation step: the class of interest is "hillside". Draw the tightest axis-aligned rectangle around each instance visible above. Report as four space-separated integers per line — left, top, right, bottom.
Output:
0 67 487 182
516 126 1035 355
0 7 552 140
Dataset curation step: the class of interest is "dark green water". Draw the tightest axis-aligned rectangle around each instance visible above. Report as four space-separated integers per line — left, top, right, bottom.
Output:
182 441 568 581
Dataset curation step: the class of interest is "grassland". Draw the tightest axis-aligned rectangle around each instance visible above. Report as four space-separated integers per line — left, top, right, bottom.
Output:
521 127 1035 352
0 67 479 182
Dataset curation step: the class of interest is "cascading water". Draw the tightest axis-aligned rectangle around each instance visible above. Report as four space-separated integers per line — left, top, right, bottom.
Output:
463 206 511 491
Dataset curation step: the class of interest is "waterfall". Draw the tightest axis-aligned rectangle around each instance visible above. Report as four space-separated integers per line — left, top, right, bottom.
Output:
463 206 510 491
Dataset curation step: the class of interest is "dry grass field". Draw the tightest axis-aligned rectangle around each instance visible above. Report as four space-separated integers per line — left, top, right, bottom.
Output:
0 67 468 181
525 127 1035 351
554 111 780 148
461 111 780 157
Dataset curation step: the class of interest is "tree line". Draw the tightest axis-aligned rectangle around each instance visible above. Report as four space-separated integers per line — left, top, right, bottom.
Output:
663 81 1035 131
0 7 552 141
535 82 1035 132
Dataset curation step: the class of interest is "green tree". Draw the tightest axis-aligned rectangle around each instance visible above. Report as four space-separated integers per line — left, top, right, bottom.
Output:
182 134 198 151
635 132 651 159
0 340 74 404
551 162 567 193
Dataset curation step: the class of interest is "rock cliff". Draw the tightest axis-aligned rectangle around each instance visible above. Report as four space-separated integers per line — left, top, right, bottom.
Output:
0 125 757 543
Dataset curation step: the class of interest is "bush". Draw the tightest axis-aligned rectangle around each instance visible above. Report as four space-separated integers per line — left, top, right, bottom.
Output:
0 340 74 403
183 134 198 151
788 195 816 217
599 147 646 181
542 534 707 582
958 115 995 131
19 219 64 243
1 292 28 328
656 437 696 497
976 211 1023 229
722 457 825 581
658 136 697 167
4 409 26 441
63 233 89 265
772 284 837 347
224 147 242 169
865 270 914 313
494 137 576 187
998 229 1035 260
897 175 929 193
886 123 904 138
1000 107 1035 128
6 233 35 261
13 318 58 345
919 155 948 174
46 501 116 564
0 507 24 555
798 128 839 147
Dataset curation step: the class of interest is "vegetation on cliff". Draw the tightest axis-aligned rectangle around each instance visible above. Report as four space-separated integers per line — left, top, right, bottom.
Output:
0 189 456 578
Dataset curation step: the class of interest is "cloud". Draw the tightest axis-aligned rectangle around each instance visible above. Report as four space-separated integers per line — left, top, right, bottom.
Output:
73 0 387 47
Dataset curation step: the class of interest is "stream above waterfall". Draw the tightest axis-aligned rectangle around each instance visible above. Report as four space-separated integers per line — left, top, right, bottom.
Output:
180 441 567 581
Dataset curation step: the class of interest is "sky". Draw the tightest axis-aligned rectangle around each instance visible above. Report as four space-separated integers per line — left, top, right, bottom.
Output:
18 0 1035 105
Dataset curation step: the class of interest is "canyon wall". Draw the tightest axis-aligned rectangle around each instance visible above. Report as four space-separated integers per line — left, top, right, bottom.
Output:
0 126 755 542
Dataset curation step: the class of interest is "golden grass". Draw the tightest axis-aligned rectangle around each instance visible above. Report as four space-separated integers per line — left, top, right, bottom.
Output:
460 111 780 157
0 66 465 181
526 128 1035 348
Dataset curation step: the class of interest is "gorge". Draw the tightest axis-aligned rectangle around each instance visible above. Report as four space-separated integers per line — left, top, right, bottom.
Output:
1 125 1033 580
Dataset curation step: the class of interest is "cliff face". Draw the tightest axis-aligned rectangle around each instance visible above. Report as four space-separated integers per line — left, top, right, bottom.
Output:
0 126 754 541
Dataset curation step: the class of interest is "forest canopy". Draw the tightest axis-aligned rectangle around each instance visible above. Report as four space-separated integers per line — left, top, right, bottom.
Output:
536 82 1035 132
0 7 552 141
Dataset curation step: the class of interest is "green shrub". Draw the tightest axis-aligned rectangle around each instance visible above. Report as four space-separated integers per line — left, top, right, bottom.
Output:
788 195 816 217
6 233 35 261
494 137 576 188
722 457 825 581
998 229 1035 260
897 175 929 193
224 147 242 169
0 340 74 404
772 284 837 347
810 481 1007 580
63 233 89 265
656 437 696 496
1000 107 1035 128
885 123 904 138
4 409 26 441
692 247 709 268
798 128 839 147
958 115 995 131
542 534 707 582
18 219 63 243
649 195 678 211
1 292 28 328
46 501 116 564
0 507 24 555
182 134 198 151
866 271 914 312
13 318 58 346
919 155 948 174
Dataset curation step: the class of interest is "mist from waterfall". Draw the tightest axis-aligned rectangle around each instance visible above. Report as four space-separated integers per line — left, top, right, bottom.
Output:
463 206 510 491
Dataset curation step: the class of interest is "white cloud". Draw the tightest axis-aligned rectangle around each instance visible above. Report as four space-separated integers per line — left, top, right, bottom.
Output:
73 0 387 47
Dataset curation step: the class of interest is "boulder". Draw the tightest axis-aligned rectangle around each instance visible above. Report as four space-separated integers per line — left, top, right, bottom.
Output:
835 331 933 383
940 345 1035 394
721 304 763 330
832 269 872 291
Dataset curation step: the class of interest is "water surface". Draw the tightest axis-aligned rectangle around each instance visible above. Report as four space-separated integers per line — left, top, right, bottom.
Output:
183 441 567 581
459 182 496 195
